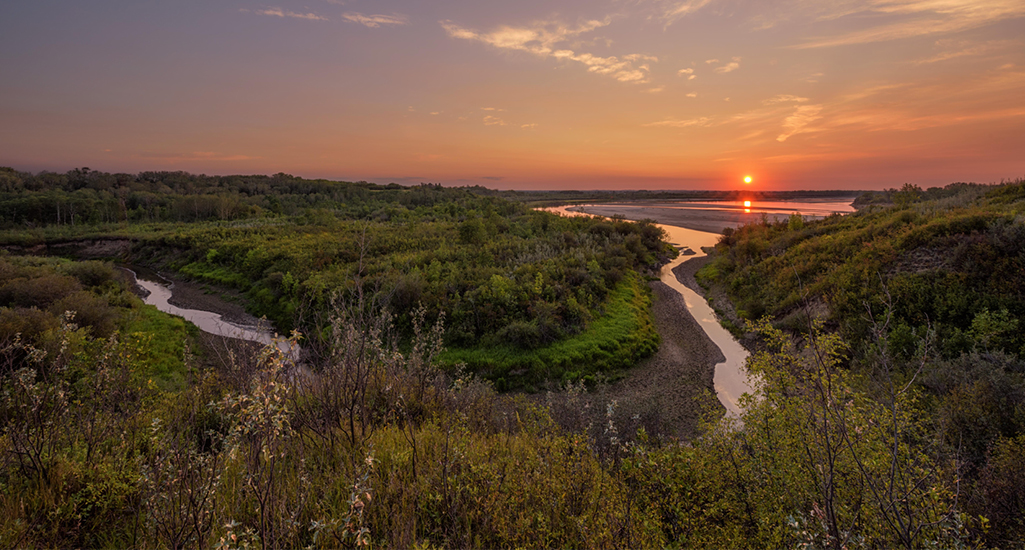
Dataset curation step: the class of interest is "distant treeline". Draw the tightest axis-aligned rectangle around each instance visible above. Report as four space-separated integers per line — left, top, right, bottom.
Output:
497 187 864 207
0 167 481 227
0 166 868 226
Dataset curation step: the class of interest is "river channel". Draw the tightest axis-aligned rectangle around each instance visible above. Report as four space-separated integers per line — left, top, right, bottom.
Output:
129 200 851 415
125 268 297 357
544 206 755 416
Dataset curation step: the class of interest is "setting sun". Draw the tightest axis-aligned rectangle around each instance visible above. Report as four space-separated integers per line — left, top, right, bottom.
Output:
743 176 753 184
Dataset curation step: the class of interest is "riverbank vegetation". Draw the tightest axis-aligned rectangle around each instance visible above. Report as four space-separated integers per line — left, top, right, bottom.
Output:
698 178 1025 547
0 167 674 387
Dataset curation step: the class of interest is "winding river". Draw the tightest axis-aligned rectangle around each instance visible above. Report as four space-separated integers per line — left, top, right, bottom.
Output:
126 269 297 357
656 225 752 416
544 206 755 416
130 200 853 416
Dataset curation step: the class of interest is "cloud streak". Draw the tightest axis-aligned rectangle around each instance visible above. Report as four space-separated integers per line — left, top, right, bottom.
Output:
644 117 713 128
249 8 328 21
441 18 658 84
342 12 408 28
764 94 810 104
777 105 823 141
714 57 741 73
792 0 1025 48
660 0 716 25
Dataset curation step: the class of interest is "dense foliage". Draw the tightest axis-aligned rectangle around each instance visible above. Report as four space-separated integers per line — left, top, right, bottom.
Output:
698 179 1025 546
0 272 998 549
701 181 1025 359
0 167 674 387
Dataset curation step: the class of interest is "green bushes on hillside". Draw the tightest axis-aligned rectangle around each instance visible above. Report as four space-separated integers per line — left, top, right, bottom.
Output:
0 169 676 387
698 179 1025 547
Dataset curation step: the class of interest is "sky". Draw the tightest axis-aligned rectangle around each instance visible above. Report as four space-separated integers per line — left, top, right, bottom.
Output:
1 0 1024 190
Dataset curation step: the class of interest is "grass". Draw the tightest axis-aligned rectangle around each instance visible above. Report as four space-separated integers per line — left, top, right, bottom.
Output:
121 302 198 391
439 270 659 390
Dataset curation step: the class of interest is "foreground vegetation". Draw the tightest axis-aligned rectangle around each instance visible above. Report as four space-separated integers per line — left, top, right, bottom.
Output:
2 169 1024 548
0 255 1007 548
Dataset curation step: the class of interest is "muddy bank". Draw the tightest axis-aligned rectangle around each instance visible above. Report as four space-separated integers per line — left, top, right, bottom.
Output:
545 277 725 441
606 280 724 439
3 238 134 259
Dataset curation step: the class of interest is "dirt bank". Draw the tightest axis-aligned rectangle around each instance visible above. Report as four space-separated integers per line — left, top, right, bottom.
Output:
605 280 725 439
544 277 725 441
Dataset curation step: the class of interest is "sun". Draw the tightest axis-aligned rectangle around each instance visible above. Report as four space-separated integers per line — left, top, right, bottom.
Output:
743 175 753 184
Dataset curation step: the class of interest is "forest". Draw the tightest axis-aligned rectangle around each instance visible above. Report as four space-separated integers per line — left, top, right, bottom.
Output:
1 168 1023 548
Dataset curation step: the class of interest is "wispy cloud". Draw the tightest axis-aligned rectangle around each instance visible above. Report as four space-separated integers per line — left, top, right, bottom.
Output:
777 105 823 141
483 115 506 126
644 117 713 128
714 57 741 74
646 85 666 93
342 12 408 28
914 39 1019 64
677 68 694 75
660 0 716 25
792 0 1025 48
246 7 328 21
764 94 810 104
442 18 658 84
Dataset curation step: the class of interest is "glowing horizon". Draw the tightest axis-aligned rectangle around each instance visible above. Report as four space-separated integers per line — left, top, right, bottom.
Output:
2 1 1023 190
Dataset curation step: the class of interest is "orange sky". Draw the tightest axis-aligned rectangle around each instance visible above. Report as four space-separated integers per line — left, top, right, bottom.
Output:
1 0 1023 189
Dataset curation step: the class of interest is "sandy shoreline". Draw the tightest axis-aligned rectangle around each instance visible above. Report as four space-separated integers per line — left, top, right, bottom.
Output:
572 204 757 234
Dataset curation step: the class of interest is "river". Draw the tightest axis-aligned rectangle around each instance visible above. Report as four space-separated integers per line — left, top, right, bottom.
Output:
125 268 298 357
543 205 755 416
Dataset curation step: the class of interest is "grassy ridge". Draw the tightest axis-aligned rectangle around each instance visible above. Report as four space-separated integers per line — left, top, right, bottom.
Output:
438 270 659 390
698 181 1025 359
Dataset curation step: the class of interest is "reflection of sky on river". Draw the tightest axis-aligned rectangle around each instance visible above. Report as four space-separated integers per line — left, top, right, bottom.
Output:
600 200 856 218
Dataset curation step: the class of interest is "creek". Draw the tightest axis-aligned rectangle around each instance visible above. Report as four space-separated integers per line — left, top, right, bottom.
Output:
124 268 298 357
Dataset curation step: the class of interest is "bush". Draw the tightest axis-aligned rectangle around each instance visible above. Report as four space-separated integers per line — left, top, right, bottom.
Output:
62 260 117 288
49 291 118 338
0 274 81 308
